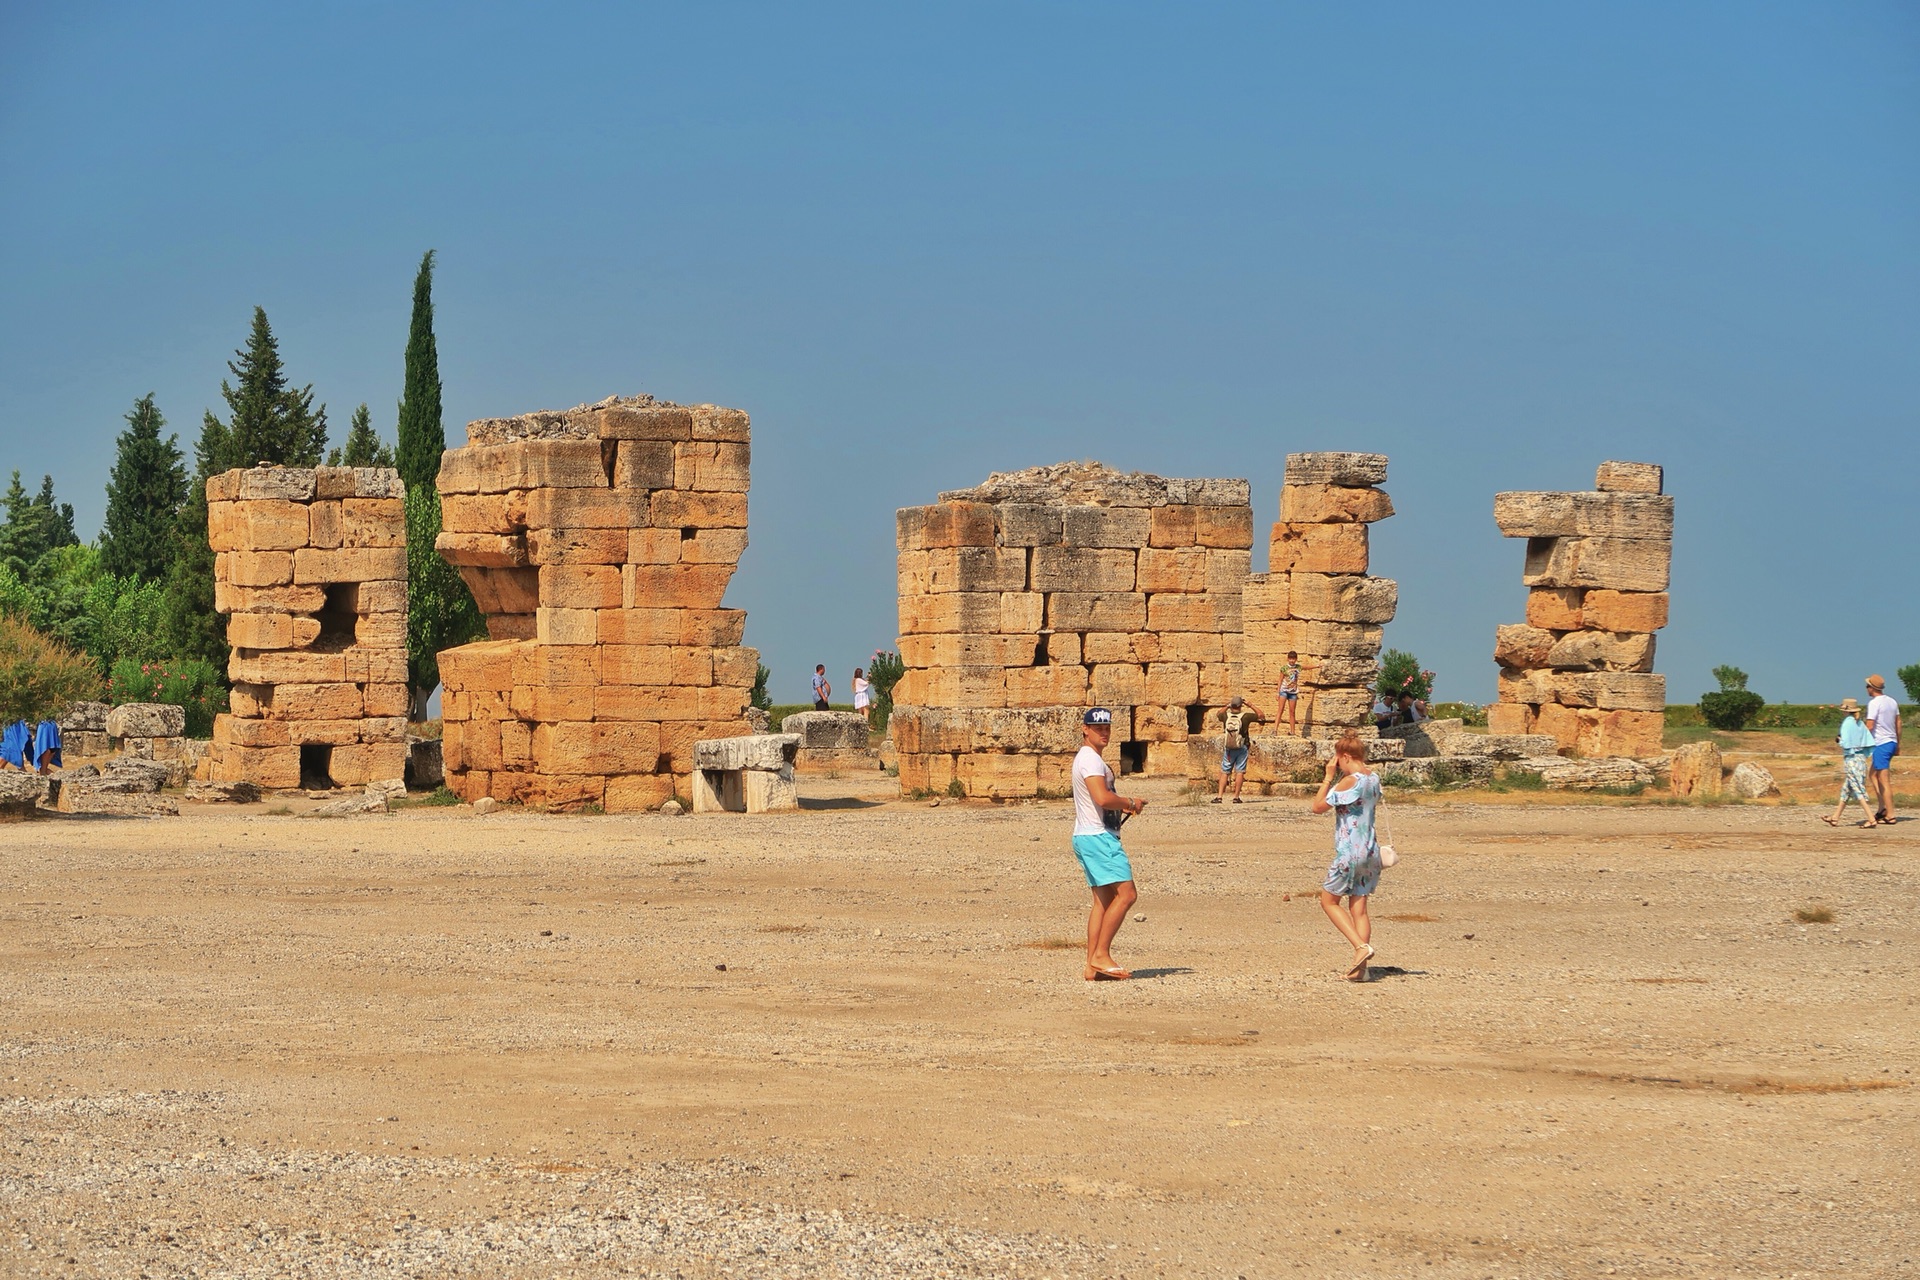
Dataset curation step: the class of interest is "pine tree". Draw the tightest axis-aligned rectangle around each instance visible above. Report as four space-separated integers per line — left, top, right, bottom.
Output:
219 306 329 467
100 393 189 582
395 250 443 493
327 403 395 468
0 471 78 575
162 307 330 666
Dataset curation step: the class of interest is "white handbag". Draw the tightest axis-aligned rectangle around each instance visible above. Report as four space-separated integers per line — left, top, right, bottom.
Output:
1377 802 1400 868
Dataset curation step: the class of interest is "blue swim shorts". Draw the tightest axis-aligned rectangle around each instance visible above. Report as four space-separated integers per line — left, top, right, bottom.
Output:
1071 831 1134 888
1871 741 1898 770
1221 745 1249 774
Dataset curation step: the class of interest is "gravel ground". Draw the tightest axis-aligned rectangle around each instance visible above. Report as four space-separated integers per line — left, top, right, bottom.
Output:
2 780 1915 1277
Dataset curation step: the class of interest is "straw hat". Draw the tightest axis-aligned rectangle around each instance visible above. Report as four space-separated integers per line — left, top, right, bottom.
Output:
1839 697 1863 714
1866 674 1886 690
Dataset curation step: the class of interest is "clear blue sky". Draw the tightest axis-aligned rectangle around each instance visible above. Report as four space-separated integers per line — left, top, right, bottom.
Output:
2 2 1914 705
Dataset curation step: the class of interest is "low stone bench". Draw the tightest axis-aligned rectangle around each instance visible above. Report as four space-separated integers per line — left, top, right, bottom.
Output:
778 711 878 770
692 734 801 814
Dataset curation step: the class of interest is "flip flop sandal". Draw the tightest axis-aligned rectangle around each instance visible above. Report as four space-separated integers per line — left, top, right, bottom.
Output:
1345 945 1375 979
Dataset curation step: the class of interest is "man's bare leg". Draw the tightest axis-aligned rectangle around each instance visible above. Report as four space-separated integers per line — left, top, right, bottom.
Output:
1084 881 1137 976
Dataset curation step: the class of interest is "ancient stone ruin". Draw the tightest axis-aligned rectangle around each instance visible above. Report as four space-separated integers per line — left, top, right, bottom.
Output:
433 395 758 812
891 462 1252 797
1488 461 1669 758
204 465 410 790
1239 452 1397 733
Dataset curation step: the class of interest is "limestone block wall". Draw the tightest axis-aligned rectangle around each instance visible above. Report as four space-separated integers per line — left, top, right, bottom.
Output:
1238 452 1397 734
1488 460 1669 758
205 465 409 790
891 463 1252 796
433 395 758 813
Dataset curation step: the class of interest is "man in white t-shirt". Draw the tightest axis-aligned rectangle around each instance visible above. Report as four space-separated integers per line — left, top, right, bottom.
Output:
1864 674 1902 824
1070 707 1145 981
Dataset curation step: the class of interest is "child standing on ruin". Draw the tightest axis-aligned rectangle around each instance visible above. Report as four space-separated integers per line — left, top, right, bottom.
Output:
1311 730 1382 981
1277 653 1301 735
1071 707 1144 981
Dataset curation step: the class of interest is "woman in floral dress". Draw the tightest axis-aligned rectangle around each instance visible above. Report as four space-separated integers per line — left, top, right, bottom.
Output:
1310 730 1384 981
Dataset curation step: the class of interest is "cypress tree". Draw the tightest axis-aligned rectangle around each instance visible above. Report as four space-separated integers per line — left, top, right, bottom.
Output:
395 250 443 492
327 403 395 468
392 250 483 712
100 393 189 582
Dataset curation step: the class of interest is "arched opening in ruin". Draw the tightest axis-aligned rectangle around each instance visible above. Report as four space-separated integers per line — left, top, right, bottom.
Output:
299 743 335 790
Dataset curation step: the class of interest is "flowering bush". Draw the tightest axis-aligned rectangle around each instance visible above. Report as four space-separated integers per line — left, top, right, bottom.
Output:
107 656 227 737
1375 649 1435 704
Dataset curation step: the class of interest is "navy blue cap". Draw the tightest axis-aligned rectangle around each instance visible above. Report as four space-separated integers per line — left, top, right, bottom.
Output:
1083 707 1113 725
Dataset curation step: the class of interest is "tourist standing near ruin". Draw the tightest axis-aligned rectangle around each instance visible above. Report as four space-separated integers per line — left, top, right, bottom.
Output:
1865 675 1901 824
1311 730 1383 981
811 664 832 711
1071 707 1144 981
1276 653 1301 735
1213 696 1262 803
851 668 872 723
1824 698 1881 828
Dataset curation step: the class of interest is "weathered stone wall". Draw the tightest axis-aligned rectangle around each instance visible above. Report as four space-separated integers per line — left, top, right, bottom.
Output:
433 395 758 812
205 465 409 790
1238 452 1396 734
892 463 1252 796
1488 460 1669 758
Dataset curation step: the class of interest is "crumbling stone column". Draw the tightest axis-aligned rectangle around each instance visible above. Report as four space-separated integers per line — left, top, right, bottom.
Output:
1489 460 1669 757
433 395 758 813
1240 452 1397 734
205 465 410 790
891 462 1251 797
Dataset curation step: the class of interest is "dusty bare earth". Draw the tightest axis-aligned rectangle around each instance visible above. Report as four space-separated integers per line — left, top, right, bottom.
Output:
2 775 1916 1279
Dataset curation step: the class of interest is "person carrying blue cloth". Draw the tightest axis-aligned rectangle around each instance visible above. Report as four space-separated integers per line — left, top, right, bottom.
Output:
33 719 62 773
0 720 31 770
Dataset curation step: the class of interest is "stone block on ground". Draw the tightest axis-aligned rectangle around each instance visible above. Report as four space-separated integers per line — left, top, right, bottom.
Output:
406 736 445 791
1511 756 1655 791
59 701 109 732
106 703 187 739
1729 761 1779 799
1668 741 1723 797
778 711 870 751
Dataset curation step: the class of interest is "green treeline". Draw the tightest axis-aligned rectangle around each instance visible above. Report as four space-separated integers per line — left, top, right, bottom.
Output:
0 253 483 725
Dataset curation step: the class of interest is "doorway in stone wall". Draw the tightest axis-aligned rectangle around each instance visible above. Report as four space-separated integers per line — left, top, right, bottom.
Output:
299 743 335 790
1118 741 1147 775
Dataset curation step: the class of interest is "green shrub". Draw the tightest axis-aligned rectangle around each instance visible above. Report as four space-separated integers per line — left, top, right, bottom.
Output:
945 777 967 799
1376 649 1434 704
868 649 905 732
107 656 228 737
1699 664 1764 731
1429 701 1487 727
0 615 103 723
1898 664 1920 706
750 662 772 711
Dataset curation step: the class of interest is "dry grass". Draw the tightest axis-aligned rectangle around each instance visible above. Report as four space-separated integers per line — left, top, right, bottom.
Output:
1793 905 1836 924
652 857 707 868
1018 938 1083 951
1571 1069 1906 1095
1381 913 1439 923
758 924 810 934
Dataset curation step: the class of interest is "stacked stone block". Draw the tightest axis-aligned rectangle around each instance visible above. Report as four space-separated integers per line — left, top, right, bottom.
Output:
1489 461 1669 758
205 465 409 790
433 395 758 813
1239 452 1397 734
892 463 1252 797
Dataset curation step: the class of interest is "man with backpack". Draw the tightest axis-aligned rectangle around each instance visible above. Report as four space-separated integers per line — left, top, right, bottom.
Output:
1213 695 1263 804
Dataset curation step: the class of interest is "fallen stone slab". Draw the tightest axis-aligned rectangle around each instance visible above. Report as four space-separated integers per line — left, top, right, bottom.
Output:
59 701 109 733
695 734 801 773
185 779 262 804
1510 756 1655 791
405 736 444 790
1378 719 1472 758
1669 741 1723 797
0 772 48 814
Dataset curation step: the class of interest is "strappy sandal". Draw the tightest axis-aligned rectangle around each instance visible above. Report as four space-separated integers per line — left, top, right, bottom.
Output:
1820 816 1839 827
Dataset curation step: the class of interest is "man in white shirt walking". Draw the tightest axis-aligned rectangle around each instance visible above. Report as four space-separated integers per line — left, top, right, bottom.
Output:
1070 708 1145 981
1864 674 1902 824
